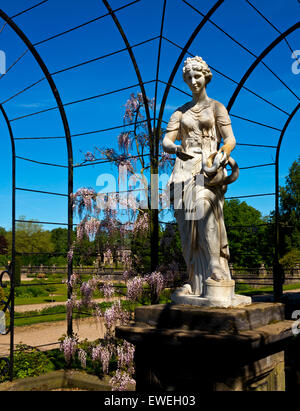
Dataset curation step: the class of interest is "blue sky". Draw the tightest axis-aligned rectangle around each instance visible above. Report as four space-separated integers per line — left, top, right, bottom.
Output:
0 0 299 230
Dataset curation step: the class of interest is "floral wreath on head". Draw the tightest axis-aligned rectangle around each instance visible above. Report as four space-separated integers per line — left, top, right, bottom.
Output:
183 56 213 85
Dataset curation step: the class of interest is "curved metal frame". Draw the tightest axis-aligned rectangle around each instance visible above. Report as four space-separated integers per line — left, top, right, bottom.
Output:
226 22 300 300
227 22 300 112
156 0 224 134
0 104 16 380
0 8 74 379
274 103 300 299
102 0 158 269
0 267 12 334
103 0 225 270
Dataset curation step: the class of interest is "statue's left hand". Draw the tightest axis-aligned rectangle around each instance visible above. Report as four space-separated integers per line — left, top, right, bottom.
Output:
218 144 232 159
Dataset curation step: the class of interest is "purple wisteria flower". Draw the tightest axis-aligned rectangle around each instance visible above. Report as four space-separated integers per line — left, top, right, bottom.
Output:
84 217 101 240
92 344 112 374
102 281 115 300
117 340 135 374
133 213 149 235
67 249 74 264
84 151 96 162
126 276 145 302
72 187 97 217
69 273 80 288
122 270 130 282
145 271 165 297
124 94 140 122
76 221 85 241
110 370 136 392
78 349 87 369
121 253 132 270
76 217 101 241
66 297 74 321
60 336 77 365
160 151 173 172
80 282 93 306
104 300 130 331
118 132 132 153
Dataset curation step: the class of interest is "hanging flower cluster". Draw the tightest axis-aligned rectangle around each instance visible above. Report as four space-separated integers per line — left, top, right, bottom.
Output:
110 370 136 392
72 187 98 217
92 344 112 374
116 340 135 374
101 281 115 300
126 276 145 302
159 151 173 172
145 271 165 298
133 212 149 235
67 248 74 264
118 132 132 154
104 300 130 333
78 348 87 369
76 217 101 241
60 336 78 365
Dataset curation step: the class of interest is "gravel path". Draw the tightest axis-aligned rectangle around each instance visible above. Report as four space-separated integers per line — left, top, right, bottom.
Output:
0 317 106 357
14 296 123 313
0 297 124 357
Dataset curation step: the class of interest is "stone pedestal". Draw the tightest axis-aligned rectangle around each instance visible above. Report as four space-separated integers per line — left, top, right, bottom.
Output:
116 302 294 391
171 279 252 308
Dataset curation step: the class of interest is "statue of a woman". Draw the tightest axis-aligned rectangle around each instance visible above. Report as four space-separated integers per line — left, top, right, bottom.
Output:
163 56 250 307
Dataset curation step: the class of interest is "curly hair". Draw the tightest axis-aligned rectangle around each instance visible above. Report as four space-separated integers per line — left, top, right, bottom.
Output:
182 56 213 85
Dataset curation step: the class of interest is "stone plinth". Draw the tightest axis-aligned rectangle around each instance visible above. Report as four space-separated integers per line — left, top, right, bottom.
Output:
116 303 294 391
171 279 252 308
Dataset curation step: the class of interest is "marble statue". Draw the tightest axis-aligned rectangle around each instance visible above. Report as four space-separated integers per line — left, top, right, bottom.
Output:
162 56 251 308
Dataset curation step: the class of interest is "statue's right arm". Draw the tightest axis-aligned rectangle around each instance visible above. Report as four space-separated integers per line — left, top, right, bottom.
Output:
162 130 181 154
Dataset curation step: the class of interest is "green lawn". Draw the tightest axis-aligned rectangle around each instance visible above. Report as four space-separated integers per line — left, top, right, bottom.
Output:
13 300 136 327
2 280 299 327
14 281 68 306
235 282 300 296
7 278 125 306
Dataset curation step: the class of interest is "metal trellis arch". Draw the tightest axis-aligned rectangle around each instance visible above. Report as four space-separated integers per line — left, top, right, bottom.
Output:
0 7 74 380
0 0 298 382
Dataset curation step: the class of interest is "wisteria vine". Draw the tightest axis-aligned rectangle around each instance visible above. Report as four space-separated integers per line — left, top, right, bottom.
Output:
60 93 180 391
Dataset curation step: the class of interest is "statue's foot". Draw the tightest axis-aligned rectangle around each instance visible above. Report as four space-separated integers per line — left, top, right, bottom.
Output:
211 272 228 282
173 283 192 296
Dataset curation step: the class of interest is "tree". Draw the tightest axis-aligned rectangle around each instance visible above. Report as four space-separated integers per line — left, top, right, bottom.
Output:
0 227 8 255
159 223 185 269
6 216 54 265
51 228 68 255
0 226 8 266
279 249 300 269
223 199 272 267
279 156 300 255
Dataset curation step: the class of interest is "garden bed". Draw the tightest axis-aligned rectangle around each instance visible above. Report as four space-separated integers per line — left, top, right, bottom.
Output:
0 370 113 391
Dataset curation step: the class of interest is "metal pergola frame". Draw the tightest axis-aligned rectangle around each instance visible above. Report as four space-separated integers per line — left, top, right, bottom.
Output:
0 0 298 381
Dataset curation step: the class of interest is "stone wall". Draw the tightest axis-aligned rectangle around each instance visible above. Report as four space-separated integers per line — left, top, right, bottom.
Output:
1 264 300 286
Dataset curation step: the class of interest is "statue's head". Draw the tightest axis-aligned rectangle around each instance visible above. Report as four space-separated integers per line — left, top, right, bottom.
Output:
182 56 212 86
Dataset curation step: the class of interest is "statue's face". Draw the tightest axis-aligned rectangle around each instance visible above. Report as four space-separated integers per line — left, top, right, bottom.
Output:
184 66 206 93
